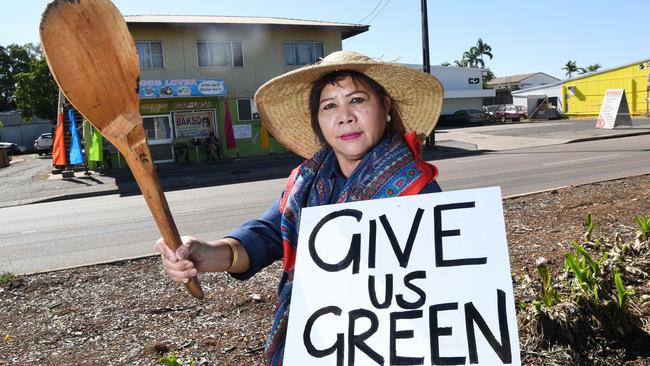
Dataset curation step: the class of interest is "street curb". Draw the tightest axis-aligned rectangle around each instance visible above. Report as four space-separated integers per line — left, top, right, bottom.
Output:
28 189 123 205
567 130 650 144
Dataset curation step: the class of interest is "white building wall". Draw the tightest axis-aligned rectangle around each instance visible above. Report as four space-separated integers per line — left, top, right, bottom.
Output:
518 74 560 89
512 84 563 115
429 66 485 91
401 64 494 115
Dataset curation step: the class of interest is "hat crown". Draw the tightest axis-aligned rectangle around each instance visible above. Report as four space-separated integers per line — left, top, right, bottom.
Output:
318 50 373 65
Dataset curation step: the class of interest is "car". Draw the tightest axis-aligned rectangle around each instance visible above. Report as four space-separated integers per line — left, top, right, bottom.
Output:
515 105 528 120
438 109 489 127
493 104 526 122
482 105 499 119
0 142 19 155
34 132 53 155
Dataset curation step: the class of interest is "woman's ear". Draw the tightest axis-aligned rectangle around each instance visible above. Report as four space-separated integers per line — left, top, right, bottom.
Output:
383 96 392 115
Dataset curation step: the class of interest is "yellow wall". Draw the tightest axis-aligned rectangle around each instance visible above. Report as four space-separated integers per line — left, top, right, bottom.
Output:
129 23 343 99
563 60 650 116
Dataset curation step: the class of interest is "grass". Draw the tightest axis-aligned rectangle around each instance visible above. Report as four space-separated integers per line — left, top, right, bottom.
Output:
0 272 14 285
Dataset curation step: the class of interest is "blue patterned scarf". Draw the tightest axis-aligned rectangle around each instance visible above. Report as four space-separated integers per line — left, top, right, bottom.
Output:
266 132 436 364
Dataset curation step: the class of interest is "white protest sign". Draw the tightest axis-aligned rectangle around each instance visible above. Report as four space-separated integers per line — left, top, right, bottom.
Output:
284 187 521 366
595 89 633 129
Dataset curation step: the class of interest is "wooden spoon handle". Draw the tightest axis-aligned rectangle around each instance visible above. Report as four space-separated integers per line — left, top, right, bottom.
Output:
104 113 204 299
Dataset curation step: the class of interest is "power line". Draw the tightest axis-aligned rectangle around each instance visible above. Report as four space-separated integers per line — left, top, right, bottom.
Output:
355 0 387 25
366 0 392 24
345 0 392 47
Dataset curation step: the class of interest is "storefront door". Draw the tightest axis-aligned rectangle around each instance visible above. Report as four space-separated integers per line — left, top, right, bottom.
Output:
142 114 174 163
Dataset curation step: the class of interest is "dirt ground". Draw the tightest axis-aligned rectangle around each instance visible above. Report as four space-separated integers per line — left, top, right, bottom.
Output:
1 174 650 365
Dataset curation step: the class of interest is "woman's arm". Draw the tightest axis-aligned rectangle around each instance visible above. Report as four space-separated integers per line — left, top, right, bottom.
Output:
154 195 284 283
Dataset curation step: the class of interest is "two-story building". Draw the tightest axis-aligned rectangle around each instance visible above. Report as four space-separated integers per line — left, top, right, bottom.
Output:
124 15 368 163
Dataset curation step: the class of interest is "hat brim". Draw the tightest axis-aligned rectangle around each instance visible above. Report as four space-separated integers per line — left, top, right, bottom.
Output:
255 56 444 158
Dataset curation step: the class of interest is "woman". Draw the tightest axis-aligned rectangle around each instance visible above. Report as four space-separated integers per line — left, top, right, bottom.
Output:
154 50 444 364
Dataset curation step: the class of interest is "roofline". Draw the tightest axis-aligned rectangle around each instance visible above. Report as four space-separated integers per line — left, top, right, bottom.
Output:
514 56 650 94
487 72 560 86
124 15 369 39
559 57 650 84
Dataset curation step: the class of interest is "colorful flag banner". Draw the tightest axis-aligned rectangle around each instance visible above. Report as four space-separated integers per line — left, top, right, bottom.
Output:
224 101 237 150
68 109 84 165
260 124 270 149
89 127 103 162
52 111 67 166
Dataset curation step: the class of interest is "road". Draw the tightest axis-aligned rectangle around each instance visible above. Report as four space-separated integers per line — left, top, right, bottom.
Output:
2 134 649 274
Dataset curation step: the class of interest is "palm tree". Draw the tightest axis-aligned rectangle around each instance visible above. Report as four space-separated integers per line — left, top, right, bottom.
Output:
577 63 601 75
586 63 601 72
462 47 481 68
563 60 578 78
454 58 468 67
474 38 493 67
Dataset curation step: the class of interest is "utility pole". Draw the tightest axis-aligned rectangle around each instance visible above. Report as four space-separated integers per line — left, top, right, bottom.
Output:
421 0 435 147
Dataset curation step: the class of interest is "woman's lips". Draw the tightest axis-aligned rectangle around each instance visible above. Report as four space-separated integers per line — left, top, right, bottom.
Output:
340 132 362 141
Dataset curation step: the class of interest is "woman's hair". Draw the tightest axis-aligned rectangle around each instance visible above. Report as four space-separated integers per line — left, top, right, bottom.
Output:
309 70 404 145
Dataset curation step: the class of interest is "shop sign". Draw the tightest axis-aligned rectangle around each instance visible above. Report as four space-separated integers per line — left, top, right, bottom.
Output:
174 101 212 110
140 102 169 114
173 109 215 138
233 124 252 139
284 187 521 365
140 79 227 98
596 89 633 129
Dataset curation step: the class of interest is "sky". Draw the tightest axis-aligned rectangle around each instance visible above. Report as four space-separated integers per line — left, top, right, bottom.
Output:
2 0 648 80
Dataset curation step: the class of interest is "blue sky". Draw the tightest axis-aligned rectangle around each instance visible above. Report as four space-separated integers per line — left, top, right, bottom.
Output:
2 0 648 79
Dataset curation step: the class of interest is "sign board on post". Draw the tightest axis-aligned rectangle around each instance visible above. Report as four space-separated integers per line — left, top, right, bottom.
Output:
595 88 633 129
284 187 521 365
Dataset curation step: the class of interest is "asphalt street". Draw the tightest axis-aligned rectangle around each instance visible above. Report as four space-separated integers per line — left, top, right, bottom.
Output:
2 118 650 274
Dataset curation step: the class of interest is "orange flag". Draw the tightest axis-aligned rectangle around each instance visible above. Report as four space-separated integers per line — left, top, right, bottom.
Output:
260 124 270 149
52 111 67 166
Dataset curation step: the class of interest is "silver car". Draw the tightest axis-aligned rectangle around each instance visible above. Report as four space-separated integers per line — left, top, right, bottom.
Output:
34 133 53 155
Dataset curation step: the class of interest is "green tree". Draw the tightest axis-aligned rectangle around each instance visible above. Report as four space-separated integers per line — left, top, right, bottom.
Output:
14 56 58 120
462 47 481 68
440 61 451 67
578 63 601 75
454 58 468 67
482 70 495 88
0 43 35 111
586 63 601 72
473 38 493 68
563 60 578 78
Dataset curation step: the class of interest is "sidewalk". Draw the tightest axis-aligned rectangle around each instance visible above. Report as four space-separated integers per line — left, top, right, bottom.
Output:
1 117 649 208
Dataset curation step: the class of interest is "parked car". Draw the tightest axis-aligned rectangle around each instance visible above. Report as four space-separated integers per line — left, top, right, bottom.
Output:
439 109 489 127
493 104 526 122
0 142 21 155
0 142 19 155
515 105 528 120
482 105 499 120
34 132 53 155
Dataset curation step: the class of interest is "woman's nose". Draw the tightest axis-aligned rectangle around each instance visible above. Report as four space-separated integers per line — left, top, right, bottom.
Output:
337 105 355 124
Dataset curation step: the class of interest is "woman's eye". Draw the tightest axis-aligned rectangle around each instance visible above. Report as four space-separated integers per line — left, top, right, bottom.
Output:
322 103 335 110
351 97 365 104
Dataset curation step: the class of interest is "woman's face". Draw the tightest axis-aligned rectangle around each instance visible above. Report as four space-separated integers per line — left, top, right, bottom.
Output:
317 76 390 176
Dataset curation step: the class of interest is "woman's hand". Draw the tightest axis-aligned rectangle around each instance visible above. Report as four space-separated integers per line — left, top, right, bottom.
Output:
154 235 250 284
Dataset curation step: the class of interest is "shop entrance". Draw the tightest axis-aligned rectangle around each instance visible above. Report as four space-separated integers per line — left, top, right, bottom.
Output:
143 114 174 163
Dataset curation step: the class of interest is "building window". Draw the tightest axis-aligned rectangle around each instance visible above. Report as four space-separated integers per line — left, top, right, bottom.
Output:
136 41 164 69
237 98 259 121
143 115 172 142
284 42 324 65
197 41 243 67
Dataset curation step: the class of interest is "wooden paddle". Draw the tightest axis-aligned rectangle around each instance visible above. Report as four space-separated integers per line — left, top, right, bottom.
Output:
40 0 204 299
